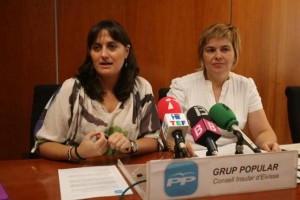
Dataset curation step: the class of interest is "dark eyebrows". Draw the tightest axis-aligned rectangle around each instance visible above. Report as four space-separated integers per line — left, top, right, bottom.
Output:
221 45 232 48
205 46 215 49
205 45 232 49
107 41 118 45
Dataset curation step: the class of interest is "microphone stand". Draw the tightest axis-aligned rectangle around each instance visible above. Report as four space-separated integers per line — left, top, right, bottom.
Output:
232 126 261 153
233 130 244 154
173 141 188 158
172 131 188 158
205 138 219 156
173 144 181 158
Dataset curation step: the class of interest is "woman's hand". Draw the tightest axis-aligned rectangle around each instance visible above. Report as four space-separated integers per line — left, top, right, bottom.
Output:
76 131 109 158
260 142 280 152
108 132 132 154
186 142 196 157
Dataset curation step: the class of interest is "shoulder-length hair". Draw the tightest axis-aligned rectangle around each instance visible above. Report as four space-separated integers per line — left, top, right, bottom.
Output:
76 19 139 102
197 23 241 70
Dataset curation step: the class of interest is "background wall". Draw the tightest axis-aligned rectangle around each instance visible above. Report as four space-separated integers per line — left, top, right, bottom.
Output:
232 0 300 144
0 0 56 160
0 0 298 160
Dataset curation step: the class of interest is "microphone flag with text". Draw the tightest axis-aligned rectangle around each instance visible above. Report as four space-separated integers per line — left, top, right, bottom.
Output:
157 97 189 158
208 103 261 153
186 105 221 156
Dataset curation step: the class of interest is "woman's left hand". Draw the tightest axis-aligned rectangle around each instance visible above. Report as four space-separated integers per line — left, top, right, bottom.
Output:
186 142 196 157
260 142 280 152
108 132 132 153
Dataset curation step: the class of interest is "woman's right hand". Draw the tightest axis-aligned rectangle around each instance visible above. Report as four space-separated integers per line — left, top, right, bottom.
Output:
76 131 108 158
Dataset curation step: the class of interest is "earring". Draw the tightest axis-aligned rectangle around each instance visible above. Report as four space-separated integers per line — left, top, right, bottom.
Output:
124 60 128 68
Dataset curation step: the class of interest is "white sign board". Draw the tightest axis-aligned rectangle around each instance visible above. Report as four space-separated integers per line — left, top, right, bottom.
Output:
145 151 297 200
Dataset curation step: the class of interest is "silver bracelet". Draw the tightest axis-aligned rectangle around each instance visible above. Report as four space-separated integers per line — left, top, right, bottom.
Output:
67 146 79 162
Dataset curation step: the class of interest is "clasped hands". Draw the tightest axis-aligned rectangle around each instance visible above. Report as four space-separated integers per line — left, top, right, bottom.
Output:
75 131 132 158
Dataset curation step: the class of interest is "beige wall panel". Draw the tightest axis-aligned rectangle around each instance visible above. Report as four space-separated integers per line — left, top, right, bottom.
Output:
232 0 300 144
57 0 231 102
0 0 56 160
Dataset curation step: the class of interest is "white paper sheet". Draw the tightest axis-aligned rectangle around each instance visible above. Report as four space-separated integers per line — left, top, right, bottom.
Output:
280 143 300 183
58 165 132 200
280 143 300 154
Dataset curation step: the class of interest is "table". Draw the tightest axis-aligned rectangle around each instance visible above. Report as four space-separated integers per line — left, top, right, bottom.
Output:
0 152 299 200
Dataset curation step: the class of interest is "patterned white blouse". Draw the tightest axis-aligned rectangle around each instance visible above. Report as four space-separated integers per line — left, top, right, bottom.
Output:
32 76 161 154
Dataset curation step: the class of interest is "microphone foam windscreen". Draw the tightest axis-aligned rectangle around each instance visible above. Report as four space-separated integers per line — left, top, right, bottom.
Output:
157 96 181 121
208 103 238 131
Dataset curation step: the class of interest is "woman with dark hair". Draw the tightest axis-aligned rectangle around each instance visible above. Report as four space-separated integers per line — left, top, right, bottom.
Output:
32 20 163 161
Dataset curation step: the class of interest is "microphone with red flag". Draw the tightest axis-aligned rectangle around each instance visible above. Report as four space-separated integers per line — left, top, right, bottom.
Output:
157 97 189 158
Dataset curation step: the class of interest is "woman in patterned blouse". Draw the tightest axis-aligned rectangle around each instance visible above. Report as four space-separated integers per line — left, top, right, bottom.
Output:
33 20 163 161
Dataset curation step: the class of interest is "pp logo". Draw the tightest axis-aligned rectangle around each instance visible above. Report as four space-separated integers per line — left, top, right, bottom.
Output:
164 161 198 197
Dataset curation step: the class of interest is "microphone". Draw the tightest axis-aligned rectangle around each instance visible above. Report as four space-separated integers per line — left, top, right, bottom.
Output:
157 96 181 121
208 103 261 153
157 97 189 158
186 105 221 156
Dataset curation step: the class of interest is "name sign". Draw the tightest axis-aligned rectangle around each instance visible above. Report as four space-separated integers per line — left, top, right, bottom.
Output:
144 151 297 200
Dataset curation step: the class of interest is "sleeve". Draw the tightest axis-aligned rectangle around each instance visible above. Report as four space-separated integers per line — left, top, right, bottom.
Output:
136 77 164 150
138 78 161 137
34 79 76 144
167 78 189 113
248 78 263 113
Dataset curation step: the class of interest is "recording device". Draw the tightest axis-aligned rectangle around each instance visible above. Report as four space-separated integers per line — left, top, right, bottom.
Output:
157 97 189 158
186 105 221 156
209 103 261 153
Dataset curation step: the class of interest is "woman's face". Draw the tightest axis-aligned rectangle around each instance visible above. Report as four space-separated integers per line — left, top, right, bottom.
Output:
202 37 235 77
90 29 129 78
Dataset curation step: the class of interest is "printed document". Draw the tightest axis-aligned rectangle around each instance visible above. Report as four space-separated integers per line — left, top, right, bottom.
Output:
58 165 132 200
280 143 300 183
